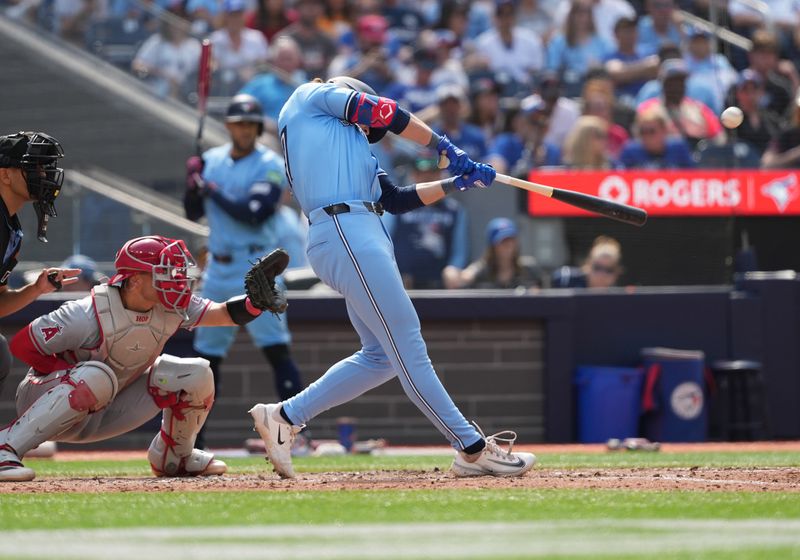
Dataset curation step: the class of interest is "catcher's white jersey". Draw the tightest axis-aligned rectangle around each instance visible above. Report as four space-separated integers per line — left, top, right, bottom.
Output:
27 284 211 388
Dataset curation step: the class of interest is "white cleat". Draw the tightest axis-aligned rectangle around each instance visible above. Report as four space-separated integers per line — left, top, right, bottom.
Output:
152 449 227 477
451 427 536 478
0 445 35 482
249 403 304 479
25 441 57 458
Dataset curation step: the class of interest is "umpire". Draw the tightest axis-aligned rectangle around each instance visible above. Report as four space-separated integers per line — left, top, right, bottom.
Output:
184 95 307 448
0 131 80 395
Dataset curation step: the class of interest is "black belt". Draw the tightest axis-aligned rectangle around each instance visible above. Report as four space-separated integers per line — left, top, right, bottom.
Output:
212 244 266 263
324 201 384 217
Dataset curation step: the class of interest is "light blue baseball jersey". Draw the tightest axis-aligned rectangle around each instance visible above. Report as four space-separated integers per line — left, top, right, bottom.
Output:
201 143 286 254
275 80 484 451
278 82 383 215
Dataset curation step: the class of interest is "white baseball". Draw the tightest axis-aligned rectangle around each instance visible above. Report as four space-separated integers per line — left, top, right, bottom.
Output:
721 106 744 129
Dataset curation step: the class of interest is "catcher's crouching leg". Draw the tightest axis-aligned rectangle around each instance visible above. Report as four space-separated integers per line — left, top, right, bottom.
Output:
0 362 118 481
146 355 227 477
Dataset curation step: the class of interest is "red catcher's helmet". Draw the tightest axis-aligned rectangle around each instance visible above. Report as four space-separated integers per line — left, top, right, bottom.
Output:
109 236 198 316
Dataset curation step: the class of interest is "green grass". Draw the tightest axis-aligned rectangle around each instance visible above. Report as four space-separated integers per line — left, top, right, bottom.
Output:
2 489 800 530
21 449 800 477
3 450 800 559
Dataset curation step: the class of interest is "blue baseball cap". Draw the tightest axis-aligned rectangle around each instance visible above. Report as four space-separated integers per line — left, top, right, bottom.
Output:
60 254 103 284
737 68 763 88
685 24 711 39
486 218 518 246
223 0 246 12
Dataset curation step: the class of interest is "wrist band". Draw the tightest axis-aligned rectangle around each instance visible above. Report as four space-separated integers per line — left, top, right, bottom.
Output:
427 132 442 149
441 177 457 195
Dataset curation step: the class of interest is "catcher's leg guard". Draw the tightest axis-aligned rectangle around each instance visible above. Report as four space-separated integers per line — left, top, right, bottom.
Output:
0 362 117 482
146 355 226 477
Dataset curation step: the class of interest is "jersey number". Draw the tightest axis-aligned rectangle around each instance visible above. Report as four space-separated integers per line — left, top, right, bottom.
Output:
279 127 294 190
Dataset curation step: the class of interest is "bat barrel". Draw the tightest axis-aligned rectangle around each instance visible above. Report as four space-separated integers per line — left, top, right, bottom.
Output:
551 188 647 226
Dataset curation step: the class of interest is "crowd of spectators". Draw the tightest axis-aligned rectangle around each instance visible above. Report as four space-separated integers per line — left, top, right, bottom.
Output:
4 0 800 288
6 0 800 172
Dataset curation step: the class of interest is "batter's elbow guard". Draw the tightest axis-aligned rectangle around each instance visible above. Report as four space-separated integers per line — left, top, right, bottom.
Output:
226 295 262 325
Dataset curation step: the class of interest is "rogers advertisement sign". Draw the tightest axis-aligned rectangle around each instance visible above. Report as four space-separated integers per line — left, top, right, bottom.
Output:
526 170 800 217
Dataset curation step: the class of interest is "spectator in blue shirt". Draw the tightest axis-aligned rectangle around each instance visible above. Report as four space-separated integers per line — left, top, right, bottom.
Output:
546 0 614 97
605 17 659 106
683 25 738 115
431 84 488 160
487 95 562 176
619 106 696 169
636 0 682 56
383 152 470 290
239 36 304 133
383 47 440 113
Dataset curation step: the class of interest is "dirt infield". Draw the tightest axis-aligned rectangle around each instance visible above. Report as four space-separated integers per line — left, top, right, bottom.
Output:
1 467 799 494
1 442 798 494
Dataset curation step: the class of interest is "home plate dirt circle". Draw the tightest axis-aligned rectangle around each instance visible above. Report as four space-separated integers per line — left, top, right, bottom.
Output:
1 442 798 494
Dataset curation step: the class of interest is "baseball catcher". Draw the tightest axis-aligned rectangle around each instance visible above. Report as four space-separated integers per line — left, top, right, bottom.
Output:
0 235 279 481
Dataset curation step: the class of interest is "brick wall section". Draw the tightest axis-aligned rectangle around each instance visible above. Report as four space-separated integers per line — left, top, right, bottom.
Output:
208 319 545 447
0 319 545 449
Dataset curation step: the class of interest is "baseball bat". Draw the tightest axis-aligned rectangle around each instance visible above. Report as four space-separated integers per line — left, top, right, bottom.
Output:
437 154 648 226
195 39 213 156
495 173 648 227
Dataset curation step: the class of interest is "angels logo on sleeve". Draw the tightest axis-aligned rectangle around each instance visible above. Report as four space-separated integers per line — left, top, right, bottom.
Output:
40 323 63 342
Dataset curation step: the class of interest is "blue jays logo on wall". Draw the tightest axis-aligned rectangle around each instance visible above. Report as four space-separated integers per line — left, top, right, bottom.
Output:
762 174 798 213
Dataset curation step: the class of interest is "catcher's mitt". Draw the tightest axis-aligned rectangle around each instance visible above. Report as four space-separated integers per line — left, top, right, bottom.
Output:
245 248 290 314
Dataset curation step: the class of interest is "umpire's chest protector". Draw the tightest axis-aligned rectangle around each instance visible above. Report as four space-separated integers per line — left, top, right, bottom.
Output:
76 285 183 389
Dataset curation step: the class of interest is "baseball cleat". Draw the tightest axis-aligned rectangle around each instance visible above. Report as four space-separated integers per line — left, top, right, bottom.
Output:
25 441 58 458
0 445 35 482
249 403 304 479
451 427 536 478
152 449 227 477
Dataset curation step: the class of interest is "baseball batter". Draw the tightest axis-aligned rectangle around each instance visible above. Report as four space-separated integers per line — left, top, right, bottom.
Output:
0 235 272 481
185 95 306 440
0 132 81 397
249 77 536 478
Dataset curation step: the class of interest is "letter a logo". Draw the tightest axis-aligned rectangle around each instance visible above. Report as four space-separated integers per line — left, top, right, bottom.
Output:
40 323 62 342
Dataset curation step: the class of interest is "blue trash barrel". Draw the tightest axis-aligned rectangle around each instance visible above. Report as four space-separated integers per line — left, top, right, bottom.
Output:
574 366 644 443
641 347 708 442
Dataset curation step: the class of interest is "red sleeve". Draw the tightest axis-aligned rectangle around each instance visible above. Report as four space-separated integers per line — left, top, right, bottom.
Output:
701 102 723 137
10 325 72 374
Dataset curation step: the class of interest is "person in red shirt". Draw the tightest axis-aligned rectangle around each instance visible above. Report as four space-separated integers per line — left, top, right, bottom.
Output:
637 59 723 148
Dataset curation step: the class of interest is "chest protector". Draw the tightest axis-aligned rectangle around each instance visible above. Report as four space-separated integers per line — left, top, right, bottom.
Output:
74 285 183 389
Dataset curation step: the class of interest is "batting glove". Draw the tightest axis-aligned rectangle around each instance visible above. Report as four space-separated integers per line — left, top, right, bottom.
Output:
185 156 205 191
454 163 496 191
437 135 474 176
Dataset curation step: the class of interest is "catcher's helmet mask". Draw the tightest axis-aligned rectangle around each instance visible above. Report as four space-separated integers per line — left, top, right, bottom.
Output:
0 131 65 242
327 76 388 144
110 236 199 319
225 94 265 135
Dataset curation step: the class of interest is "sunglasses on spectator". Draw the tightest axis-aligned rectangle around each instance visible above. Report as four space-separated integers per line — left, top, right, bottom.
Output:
640 126 661 135
591 263 618 274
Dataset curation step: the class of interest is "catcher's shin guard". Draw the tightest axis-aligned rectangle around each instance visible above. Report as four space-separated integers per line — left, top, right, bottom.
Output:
146 355 226 476
0 362 117 479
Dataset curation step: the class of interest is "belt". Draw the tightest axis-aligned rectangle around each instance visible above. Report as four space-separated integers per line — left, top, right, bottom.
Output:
310 201 383 225
212 244 266 263
324 201 384 217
